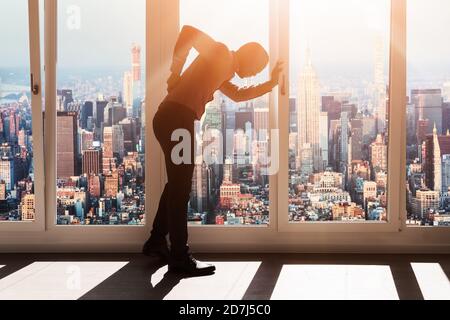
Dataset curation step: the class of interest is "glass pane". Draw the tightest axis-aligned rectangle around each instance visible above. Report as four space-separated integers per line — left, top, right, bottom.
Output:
0 1 36 222
288 0 391 223
56 0 146 225
180 0 271 225
406 0 450 227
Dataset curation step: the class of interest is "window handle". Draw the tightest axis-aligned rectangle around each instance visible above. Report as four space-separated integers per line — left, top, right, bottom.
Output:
30 73 39 95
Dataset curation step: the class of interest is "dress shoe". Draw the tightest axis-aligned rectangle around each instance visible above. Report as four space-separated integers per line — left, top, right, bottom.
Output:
169 255 216 276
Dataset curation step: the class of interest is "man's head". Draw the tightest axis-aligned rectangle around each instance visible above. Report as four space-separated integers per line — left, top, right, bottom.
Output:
235 42 269 78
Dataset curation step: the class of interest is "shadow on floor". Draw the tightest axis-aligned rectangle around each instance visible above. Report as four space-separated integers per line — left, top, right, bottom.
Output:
0 253 449 300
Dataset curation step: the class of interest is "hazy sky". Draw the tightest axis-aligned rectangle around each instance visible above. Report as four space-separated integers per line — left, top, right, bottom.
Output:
1 0 450 79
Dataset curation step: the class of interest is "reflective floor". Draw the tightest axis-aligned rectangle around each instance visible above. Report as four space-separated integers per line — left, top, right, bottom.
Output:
0 254 449 300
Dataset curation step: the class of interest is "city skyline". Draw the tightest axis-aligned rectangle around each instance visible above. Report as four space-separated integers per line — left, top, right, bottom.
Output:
2 0 450 226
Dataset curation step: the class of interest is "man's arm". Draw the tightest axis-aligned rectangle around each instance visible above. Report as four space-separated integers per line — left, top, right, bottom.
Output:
219 81 277 103
170 25 216 76
220 60 284 103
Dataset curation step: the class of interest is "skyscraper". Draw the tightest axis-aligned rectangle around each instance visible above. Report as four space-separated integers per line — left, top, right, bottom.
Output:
131 44 142 82
57 112 78 178
350 119 364 161
81 101 93 130
123 71 134 109
424 125 450 192
95 99 108 130
82 149 102 176
104 172 119 198
374 33 387 134
370 134 388 173
254 107 269 141
289 98 298 133
112 125 125 158
297 49 322 172
131 44 142 99
103 127 114 158
340 112 349 167
21 194 35 221
411 89 443 136
80 130 94 152
319 112 329 168
0 157 14 191
191 162 209 214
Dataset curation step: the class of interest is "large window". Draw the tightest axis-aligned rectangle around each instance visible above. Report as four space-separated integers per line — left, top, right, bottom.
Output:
180 0 272 226
287 0 391 223
56 0 146 225
0 1 36 222
406 0 450 227
1 0 449 252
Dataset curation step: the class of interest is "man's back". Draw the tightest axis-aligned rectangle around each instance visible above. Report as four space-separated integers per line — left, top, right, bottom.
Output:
165 41 234 119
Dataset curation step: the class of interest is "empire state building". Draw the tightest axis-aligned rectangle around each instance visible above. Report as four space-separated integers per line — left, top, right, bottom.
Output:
297 49 322 174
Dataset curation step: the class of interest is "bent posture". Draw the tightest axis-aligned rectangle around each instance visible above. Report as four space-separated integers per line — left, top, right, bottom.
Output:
144 25 283 276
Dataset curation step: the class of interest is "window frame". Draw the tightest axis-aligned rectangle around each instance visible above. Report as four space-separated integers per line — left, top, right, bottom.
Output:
41 0 158 243
0 0 46 233
276 0 406 233
2 0 450 253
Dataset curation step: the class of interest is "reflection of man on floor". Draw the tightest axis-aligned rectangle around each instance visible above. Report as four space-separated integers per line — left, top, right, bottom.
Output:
144 25 283 276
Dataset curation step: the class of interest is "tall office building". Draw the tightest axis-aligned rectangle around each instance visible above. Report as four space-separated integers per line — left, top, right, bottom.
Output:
411 89 443 136
119 118 137 153
340 112 349 167
254 107 269 141
0 181 6 200
58 89 74 111
104 172 119 198
374 33 387 134
88 175 101 198
21 194 35 221
412 189 439 218
80 130 94 152
442 102 450 134
370 134 388 173
297 50 322 172
131 44 142 82
57 112 78 179
131 44 142 99
235 110 253 132
81 101 93 130
82 149 102 176
123 71 134 109
350 119 364 161
424 125 450 192
191 162 209 214
289 98 298 133
95 100 108 128
103 127 114 158
103 127 116 175
319 112 329 168
0 157 14 191
112 125 125 158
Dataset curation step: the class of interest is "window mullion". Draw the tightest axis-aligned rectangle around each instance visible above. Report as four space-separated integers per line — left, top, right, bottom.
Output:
387 0 407 231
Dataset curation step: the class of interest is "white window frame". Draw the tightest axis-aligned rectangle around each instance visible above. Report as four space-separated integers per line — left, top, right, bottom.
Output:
1 0 450 253
277 0 406 233
0 0 46 233
39 0 158 248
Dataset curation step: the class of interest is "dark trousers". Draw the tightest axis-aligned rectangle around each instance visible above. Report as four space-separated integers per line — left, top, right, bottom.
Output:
149 101 196 258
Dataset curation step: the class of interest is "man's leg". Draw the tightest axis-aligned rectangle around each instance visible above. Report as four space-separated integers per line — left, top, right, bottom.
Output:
147 183 169 243
142 183 170 259
165 160 193 259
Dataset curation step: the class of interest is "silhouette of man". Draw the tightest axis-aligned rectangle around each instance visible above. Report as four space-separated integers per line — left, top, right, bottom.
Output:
143 25 283 276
